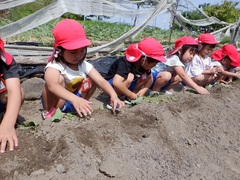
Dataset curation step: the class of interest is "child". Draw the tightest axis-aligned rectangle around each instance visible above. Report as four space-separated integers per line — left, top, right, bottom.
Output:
41 19 124 119
105 37 167 100
150 36 210 95
185 33 220 86
0 38 25 153
211 44 240 84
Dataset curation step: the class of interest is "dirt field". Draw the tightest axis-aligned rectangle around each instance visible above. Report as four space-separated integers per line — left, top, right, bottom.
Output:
0 82 240 180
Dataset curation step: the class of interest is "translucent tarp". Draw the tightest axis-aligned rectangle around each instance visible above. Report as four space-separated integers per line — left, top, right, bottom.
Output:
0 0 239 58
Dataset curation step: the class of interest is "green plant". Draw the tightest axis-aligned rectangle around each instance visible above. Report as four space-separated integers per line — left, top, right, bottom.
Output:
220 37 231 44
1 0 189 46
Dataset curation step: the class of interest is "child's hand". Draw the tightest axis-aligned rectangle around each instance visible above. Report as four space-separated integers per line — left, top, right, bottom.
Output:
211 67 218 75
236 72 240 79
219 79 232 84
129 93 138 100
216 67 224 73
72 97 93 117
109 96 124 112
136 89 147 97
0 125 18 153
196 86 210 95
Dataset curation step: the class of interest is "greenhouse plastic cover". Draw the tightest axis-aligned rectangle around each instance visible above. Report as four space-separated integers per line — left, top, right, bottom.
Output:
0 0 239 57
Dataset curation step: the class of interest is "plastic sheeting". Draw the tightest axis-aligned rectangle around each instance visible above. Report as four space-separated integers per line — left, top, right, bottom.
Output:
1 0 239 56
18 56 117 79
0 0 35 10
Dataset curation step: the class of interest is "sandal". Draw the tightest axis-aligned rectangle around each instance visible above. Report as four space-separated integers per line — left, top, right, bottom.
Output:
42 107 56 120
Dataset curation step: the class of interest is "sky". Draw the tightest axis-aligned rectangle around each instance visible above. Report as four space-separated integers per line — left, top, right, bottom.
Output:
103 0 239 30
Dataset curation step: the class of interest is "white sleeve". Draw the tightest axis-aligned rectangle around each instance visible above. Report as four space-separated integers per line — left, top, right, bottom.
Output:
185 55 204 77
45 61 64 72
165 55 184 67
211 60 223 67
79 61 93 75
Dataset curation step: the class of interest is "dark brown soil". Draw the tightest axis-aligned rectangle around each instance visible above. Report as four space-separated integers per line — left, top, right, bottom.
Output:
1 82 240 180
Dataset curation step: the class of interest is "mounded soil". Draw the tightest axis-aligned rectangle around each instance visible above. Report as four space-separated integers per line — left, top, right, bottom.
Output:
1 82 240 180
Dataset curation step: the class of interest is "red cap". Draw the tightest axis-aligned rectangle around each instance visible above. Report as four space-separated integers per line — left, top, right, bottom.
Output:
0 38 13 65
235 54 240 66
53 19 91 50
211 44 240 67
125 37 166 62
198 33 219 44
168 36 198 55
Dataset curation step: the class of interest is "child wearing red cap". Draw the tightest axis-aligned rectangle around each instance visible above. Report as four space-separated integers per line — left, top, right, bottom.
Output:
150 36 210 95
105 37 166 100
185 33 221 86
211 44 240 84
0 38 25 153
41 19 124 119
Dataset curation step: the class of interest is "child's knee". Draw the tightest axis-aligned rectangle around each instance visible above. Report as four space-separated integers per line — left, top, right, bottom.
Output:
174 75 182 83
157 72 171 82
163 72 172 81
0 91 7 104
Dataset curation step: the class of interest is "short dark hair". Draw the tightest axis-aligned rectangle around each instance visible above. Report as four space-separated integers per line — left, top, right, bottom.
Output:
201 43 216 49
182 44 197 55
175 44 197 58
147 56 159 63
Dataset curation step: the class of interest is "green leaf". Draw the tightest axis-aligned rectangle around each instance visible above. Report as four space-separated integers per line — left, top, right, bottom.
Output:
219 83 233 89
52 108 64 122
22 120 39 127
128 96 143 107
64 112 77 121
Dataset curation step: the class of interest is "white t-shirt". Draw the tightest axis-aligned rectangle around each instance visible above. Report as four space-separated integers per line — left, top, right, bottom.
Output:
45 60 93 92
185 54 213 78
151 55 185 74
211 60 222 67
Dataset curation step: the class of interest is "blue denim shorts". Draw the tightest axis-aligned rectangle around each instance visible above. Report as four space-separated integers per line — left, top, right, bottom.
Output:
41 90 82 113
151 71 172 90
108 78 137 91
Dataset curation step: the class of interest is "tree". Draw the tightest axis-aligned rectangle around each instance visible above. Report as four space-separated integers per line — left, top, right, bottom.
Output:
173 0 240 32
204 0 240 24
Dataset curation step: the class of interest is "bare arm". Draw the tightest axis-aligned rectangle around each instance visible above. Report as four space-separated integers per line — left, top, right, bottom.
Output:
136 75 153 97
87 68 124 111
45 67 79 102
218 70 240 79
0 78 22 153
112 74 138 100
202 67 218 76
44 67 93 116
174 66 210 94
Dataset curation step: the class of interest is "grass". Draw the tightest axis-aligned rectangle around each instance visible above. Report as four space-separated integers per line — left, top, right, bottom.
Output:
1 18 188 47
0 0 189 48
2 0 237 48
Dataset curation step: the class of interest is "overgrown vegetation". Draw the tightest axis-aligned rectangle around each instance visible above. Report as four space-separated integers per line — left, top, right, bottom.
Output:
1 18 187 47
1 0 239 47
177 1 240 32
0 0 189 47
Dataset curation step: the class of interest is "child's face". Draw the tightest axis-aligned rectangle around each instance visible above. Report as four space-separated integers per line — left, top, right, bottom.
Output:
222 57 234 69
62 47 86 64
142 58 159 70
199 45 215 58
181 47 195 63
